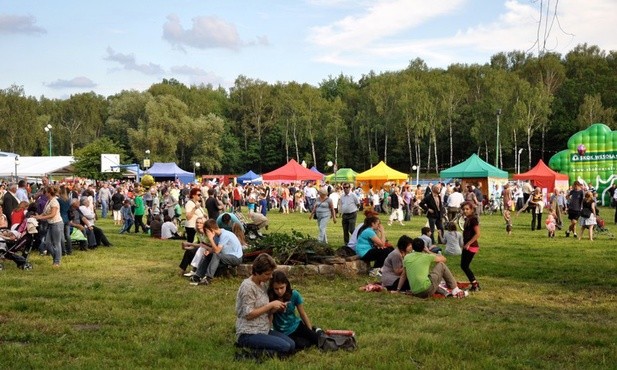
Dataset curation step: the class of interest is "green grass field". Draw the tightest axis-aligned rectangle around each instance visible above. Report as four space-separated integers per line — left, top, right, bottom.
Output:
1 208 616 369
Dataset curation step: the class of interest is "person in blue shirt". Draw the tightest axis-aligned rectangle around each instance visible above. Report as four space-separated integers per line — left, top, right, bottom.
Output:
259 192 268 216
355 216 393 268
216 212 243 232
267 270 318 350
190 219 243 286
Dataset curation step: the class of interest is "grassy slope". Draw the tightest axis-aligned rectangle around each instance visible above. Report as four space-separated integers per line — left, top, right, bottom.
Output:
1 208 616 369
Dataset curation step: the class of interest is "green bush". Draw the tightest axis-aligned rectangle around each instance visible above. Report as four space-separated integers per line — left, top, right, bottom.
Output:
246 230 334 265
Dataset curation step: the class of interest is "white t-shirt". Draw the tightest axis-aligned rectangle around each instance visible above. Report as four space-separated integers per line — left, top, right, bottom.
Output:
161 221 178 239
185 200 205 228
329 191 340 209
446 192 465 208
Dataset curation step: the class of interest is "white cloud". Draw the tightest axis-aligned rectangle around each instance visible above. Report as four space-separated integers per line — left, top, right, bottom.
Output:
553 0 617 52
308 0 464 50
0 14 46 34
104 47 164 75
46 76 97 89
308 0 617 70
163 14 242 51
170 65 226 86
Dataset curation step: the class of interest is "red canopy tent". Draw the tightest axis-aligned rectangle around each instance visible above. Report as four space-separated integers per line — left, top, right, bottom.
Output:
262 159 323 182
513 159 570 193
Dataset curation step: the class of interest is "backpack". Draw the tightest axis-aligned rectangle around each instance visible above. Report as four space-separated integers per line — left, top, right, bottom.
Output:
317 331 357 352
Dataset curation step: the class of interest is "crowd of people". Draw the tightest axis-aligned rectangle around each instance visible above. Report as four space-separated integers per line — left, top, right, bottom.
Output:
0 178 115 267
4 175 616 360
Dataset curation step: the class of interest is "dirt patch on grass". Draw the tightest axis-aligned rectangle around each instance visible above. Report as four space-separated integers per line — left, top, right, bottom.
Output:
73 324 102 331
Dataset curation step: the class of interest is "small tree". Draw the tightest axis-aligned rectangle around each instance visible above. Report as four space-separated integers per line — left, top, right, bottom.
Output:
73 138 126 180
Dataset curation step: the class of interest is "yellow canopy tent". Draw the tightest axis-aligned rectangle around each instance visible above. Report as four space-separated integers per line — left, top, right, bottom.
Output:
355 161 409 191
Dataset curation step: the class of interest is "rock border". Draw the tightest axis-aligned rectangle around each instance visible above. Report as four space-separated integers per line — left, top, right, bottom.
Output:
236 256 369 277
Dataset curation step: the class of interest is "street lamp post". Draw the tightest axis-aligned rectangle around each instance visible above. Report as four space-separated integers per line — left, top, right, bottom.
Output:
412 165 420 186
495 109 501 167
517 148 524 174
14 156 19 182
44 124 53 156
194 161 200 174
144 149 151 170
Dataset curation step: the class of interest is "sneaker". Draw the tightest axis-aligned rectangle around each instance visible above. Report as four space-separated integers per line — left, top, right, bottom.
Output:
369 268 382 278
437 286 451 297
573 233 578 238
469 282 481 292
450 287 467 298
565 231 570 237
183 270 196 277
189 276 210 286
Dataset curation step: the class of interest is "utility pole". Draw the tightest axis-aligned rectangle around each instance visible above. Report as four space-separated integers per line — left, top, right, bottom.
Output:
495 109 501 167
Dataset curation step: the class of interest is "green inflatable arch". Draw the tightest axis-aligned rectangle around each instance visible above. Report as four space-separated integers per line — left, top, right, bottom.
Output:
549 123 617 205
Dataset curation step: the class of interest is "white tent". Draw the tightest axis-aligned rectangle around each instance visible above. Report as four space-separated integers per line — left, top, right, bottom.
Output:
0 156 75 178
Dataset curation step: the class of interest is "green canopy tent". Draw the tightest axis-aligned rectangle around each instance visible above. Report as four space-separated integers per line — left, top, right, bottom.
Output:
324 168 358 184
440 154 509 200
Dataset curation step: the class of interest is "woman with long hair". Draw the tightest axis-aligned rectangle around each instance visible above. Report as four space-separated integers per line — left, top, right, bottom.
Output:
35 186 63 267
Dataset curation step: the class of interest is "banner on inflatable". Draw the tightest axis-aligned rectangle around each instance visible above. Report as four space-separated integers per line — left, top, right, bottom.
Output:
549 123 617 205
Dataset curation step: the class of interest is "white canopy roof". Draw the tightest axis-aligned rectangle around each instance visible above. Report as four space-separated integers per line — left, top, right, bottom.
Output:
0 156 75 178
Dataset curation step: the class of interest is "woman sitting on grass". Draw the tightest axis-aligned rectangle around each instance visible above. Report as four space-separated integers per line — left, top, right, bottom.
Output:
180 217 207 277
236 254 295 358
380 235 413 292
355 216 393 270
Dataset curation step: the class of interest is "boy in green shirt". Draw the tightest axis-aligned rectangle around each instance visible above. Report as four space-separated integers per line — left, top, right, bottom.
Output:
396 238 466 298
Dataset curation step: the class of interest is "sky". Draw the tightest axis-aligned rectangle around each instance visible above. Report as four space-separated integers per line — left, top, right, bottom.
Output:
1 0 615 99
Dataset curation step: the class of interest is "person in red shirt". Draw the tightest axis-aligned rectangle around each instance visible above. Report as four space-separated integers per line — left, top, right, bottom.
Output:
10 201 29 228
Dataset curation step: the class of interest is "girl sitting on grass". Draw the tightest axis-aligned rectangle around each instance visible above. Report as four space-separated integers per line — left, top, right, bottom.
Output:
236 254 295 358
267 270 319 350
442 222 463 256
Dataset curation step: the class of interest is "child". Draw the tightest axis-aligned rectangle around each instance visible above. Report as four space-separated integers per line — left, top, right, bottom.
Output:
503 188 513 235
419 227 442 254
268 270 319 350
545 210 557 238
119 199 134 234
258 192 268 217
232 222 249 250
461 201 481 291
442 222 463 256
247 194 257 214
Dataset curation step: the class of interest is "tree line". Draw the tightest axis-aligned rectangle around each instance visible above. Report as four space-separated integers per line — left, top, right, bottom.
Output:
1 43 615 179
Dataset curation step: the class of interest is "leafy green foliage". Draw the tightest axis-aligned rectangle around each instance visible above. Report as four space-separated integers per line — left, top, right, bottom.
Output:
247 229 334 265
2 43 617 175
73 138 126 180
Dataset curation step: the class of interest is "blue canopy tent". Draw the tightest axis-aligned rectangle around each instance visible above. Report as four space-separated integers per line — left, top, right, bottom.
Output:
146 162 195 184
237 170 261 185
309 166 324 179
